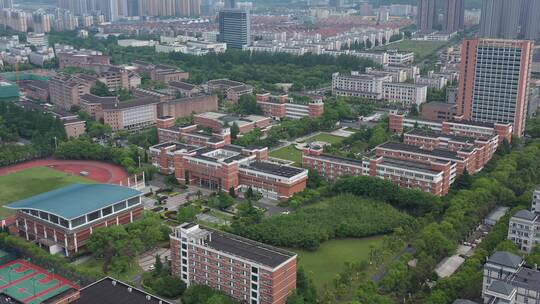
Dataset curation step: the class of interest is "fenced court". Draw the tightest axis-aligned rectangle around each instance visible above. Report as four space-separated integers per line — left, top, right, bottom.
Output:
0 260 78 304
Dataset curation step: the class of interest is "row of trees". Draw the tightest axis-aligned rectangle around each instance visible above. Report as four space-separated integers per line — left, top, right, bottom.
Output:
0 103 66 166
231 194 412 250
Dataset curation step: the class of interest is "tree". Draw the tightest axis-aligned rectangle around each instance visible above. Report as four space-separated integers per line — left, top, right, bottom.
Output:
90 81 114 97
230 122 240 140
87 225 142 273
178 205 199 223
229 187 236 198
237 95 262 115
366 39 372 49
153 254 163 276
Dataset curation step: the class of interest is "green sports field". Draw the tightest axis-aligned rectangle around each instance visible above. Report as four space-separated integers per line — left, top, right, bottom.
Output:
375 40 448 61
290 237 384 290
0 167 93 218
269 145 303 166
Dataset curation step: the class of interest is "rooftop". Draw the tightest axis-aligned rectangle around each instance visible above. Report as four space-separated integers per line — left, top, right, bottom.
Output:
512 209 538 221
169 81 197 91
512 266 540 292
376 156 445 175
6 184 142 220
487 251 523 269
305 152 364 167
487 280 515 296
406 128 478 144
243 161 306 178
378 141 462 161
184 224 296 268
101 97 159 110
77 277 172 304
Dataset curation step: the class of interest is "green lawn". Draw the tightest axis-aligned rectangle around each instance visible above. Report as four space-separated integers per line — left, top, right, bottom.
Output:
290 237 384 290
269 145 303 166
75 257 142 283
0 167 94 219
305 133 345 145
376 40 448 61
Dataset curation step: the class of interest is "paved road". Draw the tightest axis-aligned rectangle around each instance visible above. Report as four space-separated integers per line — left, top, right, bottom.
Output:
137 248 171 272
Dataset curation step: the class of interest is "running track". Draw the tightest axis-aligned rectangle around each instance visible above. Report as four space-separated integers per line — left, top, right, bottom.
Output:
0 159 129 184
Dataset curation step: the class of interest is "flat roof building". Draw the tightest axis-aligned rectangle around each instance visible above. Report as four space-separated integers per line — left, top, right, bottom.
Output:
150 143 307 200
170 223 297 304
6 184 144 256
78 277 172 304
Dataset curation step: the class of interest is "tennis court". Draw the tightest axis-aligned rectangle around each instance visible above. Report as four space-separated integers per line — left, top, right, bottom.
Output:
0 260 78 304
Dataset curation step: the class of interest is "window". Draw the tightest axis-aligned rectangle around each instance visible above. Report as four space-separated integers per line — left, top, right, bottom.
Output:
39 212 49 220
59 218 69 228
102 206 113 216
49 215 59 224
113 201 126 212
87 211 100 222
127 197 139 207
71 216 86 228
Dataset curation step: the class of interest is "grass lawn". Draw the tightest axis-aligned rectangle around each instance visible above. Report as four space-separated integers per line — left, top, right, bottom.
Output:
269 145 303 166
290 237 384 290
305 133 345 145
376 40 448 61
75 257 142 283
0 167 94 219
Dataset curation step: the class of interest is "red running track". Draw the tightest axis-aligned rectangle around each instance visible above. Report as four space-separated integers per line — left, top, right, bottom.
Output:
0 159 129 184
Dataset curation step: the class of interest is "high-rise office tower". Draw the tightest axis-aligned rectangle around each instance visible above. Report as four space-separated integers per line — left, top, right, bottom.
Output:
224 0 236 9
127 0 139 16
0 0 12 9
479 0 540 40
218 8 250 49
442 0 464 33
457 39 533 137
417 0 437 33
524 0 540 40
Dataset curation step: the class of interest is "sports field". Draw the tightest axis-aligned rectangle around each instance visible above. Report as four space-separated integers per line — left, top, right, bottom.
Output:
0 260 78 304
290 237 384 290
0 167 93 218
375 40 447 61
269 145 303 166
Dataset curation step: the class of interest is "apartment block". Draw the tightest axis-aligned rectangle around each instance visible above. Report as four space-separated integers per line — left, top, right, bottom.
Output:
363 154 453 196
388 113 513 144
6 184 144 257
332 72 427 106
481 251 540 304
156 116 231 149
80 94 159 131
256 93 324 120
169 81 201 97
19 79 49 102
49 73 97 110
507 187 540 253
457 39 533 137
150 143 308 200
194 112 272 134
302 145 365 181
57 50 110 70
403 128 499 173
206 79 253 103
170 223 297 304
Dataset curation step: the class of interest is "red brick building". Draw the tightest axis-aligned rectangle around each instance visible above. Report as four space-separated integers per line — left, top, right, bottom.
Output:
150 143 307 200
421 102 457 121
19 80 49 102
206 79 254 103
388 113 513 144
6 184 144 257
170 223 297 304
157 95 219 118
157 116 231 148
194 112 272 134
256 93 324 120
302 146 364 181
132 60 189 83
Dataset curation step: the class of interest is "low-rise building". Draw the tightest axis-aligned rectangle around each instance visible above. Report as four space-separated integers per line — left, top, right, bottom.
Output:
19 79 49 102
381 82 427 106
6 184 144 257
50 107 86 139
256 93 324 119
158 95 219 118
150 143 308 200
507 187 540 253
57 49 110 70
388 113 513 144
205 79 254 103
387 50 414 65
132 60 189 84
194 112 272 134
170 223 297 304
157 116 231 149
169 81 201 97
421 102 457 121
481 251 540 304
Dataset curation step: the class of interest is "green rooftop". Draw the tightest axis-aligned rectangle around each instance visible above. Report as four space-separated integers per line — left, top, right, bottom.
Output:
5 184 142 220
